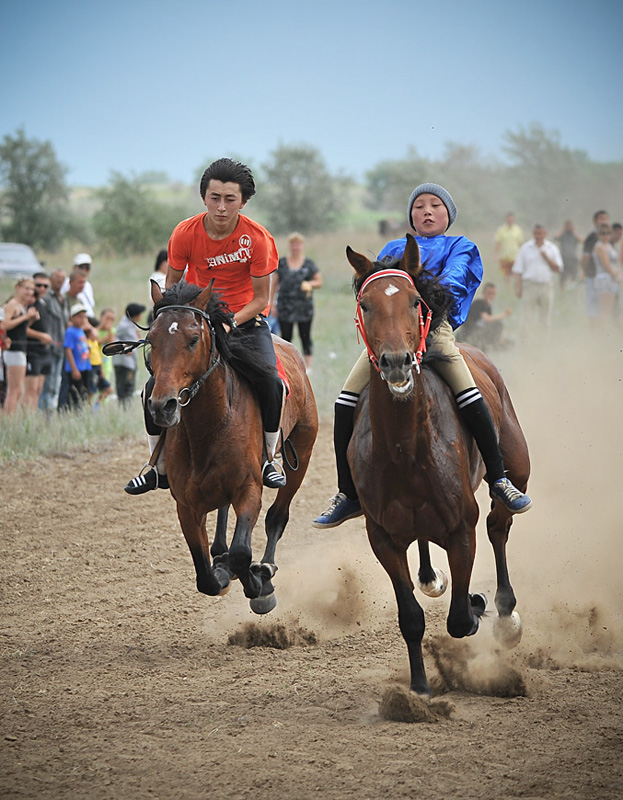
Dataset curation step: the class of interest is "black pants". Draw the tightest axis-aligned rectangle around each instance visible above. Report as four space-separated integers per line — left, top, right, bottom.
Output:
278 318 313 356
144 315 283 435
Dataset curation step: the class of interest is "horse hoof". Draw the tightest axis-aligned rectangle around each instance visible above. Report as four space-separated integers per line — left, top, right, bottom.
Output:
470 592 488 616
217 582 231 597
493 611 523 648
249 592 277 615
417 567 448 598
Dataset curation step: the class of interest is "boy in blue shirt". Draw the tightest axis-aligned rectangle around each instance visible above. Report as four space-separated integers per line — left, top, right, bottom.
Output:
63 304 92 408
313 183 532 528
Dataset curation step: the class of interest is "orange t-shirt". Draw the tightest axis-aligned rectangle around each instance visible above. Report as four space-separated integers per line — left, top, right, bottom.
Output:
167 213 278 315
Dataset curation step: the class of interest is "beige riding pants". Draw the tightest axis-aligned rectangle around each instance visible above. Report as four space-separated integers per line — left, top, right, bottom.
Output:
343 319 475 396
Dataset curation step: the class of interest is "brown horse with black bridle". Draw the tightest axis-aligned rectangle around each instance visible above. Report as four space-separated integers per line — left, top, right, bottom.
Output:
133 280 318 614
347 234 530 696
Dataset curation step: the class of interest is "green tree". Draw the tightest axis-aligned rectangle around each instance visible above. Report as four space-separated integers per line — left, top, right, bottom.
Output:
0 128 72 251
260 144 350 235
364 147 430 213
501 123 589 228
93 172 184 255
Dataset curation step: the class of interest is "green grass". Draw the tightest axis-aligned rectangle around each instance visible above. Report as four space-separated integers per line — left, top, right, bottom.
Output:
0 398 144 465
1 223 585 463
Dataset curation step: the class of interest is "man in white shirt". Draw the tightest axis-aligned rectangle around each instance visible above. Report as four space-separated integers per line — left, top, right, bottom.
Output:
512 224 563 339
61 253 96 316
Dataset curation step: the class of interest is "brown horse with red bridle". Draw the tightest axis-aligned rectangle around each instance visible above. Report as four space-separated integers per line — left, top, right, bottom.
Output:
347 234 530 696
142 280 318 614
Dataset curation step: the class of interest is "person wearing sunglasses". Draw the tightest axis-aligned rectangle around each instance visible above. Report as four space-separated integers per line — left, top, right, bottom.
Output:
24 272 54 409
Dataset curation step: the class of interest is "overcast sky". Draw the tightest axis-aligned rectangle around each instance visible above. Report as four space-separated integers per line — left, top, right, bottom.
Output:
2 0 622 187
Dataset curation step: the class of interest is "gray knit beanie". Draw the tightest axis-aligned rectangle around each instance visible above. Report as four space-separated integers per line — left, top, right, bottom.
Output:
407 183 457 231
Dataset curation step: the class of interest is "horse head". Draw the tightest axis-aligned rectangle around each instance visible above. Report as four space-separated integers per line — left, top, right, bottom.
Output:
348 234 430 398
147 279 219 427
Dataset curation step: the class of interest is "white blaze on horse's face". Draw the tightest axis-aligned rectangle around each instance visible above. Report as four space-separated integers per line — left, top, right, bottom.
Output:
168 321 178 335
385 284 400 296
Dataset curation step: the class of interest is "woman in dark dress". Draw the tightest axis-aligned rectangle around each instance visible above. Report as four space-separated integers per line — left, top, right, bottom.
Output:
271 233 322 372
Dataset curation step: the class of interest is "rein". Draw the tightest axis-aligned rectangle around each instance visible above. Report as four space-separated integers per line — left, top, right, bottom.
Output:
152 304 222 406
354 269 433 376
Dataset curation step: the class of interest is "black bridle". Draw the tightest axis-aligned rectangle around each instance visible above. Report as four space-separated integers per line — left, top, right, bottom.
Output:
103 303 223 407
151 304 222 406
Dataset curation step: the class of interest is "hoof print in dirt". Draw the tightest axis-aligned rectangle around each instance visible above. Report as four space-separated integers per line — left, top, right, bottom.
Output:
228 621 318 650
379 685 454 723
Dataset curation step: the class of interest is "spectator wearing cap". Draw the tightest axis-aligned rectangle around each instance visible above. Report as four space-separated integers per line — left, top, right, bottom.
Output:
312 181 531 529
112 303 146 408
61 253 96 317
62 304 92 409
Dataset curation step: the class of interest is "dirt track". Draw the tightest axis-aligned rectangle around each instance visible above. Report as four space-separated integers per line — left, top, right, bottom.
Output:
1 342 622 799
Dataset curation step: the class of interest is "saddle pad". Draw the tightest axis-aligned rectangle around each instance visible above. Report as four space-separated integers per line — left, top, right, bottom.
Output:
276 354 291 397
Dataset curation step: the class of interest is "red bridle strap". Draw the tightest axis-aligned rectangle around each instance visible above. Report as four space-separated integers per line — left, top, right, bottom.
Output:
354 269 433 375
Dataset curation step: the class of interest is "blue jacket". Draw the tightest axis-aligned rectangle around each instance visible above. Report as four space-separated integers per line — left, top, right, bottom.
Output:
378 235 483 329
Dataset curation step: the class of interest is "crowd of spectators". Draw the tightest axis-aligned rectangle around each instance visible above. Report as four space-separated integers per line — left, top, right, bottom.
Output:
0 251 147 415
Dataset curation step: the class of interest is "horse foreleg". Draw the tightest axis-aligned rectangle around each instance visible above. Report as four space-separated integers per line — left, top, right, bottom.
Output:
416 540 448 598
176 503 230 597
486 505 523 647
367 521 430 697
445 527 484 639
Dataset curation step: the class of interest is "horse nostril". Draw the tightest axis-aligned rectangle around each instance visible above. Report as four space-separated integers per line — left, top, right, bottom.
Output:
164 397 178 416
403 352 412 368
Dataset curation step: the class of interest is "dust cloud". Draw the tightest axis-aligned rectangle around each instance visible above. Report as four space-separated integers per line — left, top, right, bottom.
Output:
201 324 622 684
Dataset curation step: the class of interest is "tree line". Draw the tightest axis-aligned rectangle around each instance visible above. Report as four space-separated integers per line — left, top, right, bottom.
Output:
1 125 621 255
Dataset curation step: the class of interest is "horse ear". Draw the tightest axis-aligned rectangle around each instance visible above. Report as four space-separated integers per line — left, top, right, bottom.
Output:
346 245 373 277
195 278 215 310
150 279 163 305
402 233 422 279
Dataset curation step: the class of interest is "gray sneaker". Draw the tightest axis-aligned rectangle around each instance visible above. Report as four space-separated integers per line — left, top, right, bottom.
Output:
489 478 532 514
312 492 363 528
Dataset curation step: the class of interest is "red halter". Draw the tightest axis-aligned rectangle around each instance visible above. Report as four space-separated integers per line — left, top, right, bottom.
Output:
354 269 433 375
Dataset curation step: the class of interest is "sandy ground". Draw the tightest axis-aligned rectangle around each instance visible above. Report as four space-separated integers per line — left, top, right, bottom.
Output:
1 340 622 800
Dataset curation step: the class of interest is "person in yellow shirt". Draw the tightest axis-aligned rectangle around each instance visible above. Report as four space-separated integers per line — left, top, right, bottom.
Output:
86 317 113 405
494 212 524 283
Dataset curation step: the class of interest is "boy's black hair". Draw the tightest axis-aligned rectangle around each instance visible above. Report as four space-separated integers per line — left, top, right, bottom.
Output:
199 158 256 202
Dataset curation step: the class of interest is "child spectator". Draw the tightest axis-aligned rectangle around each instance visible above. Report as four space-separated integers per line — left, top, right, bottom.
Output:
63 304 92 409
97 308 117 385
86 317 113 407
112 303 145 408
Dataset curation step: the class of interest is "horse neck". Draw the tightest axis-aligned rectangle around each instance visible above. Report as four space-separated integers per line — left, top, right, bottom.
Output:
368 367 431 453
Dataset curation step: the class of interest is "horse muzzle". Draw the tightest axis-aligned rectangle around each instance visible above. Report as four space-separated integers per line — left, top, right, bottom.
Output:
148 394 181 427
378 351 414 398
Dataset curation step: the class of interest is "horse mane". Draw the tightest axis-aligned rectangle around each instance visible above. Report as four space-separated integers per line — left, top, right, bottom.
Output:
352 254 453 332
154 281 278 384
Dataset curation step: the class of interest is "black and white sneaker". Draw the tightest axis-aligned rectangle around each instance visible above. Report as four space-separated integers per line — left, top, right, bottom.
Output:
124 467 169 495
262 460 286 489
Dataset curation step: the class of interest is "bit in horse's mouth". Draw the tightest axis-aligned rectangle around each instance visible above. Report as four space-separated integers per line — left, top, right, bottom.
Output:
388 375 414 398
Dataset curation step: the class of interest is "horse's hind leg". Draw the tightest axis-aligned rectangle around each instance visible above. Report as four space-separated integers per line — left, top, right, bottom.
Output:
250 426 316 614
367 520 430 697
210 506 231 575
486 505 522 646
416 540 448 598
445 526 485 639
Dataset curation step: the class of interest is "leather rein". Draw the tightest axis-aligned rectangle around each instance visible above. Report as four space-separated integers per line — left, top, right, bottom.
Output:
354 269 432 376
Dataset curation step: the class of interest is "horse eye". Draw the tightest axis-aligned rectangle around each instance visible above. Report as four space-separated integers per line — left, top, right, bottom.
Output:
189 335 200 348
359 301 368 313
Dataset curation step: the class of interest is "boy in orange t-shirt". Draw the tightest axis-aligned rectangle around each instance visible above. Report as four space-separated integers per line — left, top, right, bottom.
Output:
125 158 287 494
